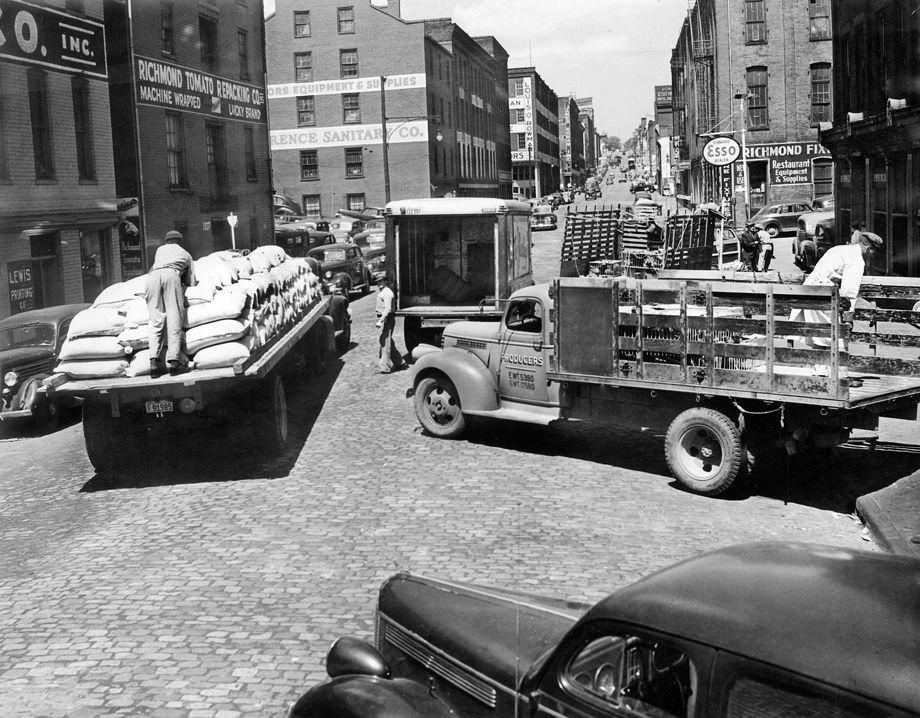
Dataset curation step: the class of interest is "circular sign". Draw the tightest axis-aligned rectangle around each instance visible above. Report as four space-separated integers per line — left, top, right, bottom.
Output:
702 137 741 166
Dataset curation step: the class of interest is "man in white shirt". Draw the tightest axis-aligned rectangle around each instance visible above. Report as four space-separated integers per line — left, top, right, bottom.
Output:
146 230 196 377
375 276 404 373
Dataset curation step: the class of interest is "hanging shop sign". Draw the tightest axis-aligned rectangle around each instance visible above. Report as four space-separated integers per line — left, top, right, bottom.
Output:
702 137 741 166
8 260 36 314
135 55 267 124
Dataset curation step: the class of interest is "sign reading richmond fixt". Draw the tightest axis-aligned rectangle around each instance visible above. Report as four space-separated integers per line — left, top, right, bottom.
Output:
270 120 428 150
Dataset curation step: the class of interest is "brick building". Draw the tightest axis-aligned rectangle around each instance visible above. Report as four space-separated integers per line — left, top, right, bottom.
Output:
508 67 559 199
105 0 274 267
575 97 597 175
0 0 119 318
558 94 586 189
820 0 920 276
264 0 512 218
671 0 833 218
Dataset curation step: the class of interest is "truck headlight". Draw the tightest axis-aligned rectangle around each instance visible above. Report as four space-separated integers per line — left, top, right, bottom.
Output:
325 270 333 279
4 371 18 387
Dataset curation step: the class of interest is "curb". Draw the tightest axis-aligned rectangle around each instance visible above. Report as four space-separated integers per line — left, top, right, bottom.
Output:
855 471 920 557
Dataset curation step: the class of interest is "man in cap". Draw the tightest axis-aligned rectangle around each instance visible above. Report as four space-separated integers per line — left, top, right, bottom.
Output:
146 230 196 377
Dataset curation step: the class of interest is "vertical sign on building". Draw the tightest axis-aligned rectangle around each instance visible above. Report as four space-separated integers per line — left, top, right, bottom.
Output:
8 261 36 314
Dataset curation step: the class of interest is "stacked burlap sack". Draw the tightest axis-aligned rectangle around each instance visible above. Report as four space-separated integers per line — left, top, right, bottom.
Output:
56 246 323 379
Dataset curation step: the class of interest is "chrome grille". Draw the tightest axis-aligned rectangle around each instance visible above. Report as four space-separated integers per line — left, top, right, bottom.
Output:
4 359 50 382
382 622 498 708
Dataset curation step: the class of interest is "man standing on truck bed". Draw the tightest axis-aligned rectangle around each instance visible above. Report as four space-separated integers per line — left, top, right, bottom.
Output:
146 230 196 377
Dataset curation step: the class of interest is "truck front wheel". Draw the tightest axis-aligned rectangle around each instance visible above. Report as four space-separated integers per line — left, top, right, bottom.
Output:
414 376 466 439
665 407 744 496
83 402 138 472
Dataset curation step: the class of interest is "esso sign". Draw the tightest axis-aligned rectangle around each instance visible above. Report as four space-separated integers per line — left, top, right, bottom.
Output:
702 137 741 166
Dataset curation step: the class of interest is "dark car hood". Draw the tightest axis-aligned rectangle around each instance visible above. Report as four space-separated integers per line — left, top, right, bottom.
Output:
377 574 587 692
0 346 54 370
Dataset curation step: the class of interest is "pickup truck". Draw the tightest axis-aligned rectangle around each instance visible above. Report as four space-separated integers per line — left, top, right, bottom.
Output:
408 275 920 496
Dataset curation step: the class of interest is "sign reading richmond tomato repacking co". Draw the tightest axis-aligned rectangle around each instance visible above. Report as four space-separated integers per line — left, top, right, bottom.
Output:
702 137 741 166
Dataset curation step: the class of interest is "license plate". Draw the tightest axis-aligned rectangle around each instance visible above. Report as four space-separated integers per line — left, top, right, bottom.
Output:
145 399 173 414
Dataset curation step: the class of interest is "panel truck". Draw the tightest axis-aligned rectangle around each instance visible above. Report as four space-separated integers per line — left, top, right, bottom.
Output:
408 275 920 496
384 198 533 350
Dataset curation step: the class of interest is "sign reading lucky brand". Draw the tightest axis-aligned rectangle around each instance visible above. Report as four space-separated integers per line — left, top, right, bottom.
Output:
135 55 266 124
270 120 428 150
267 73 425 100
0 0 107 78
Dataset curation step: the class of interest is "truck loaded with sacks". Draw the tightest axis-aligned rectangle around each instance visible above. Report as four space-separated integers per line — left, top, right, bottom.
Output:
44 245 350 472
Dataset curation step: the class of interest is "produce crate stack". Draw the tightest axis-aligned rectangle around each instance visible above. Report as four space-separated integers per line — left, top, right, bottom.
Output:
663 210 721 270
560 205 620 276
55 246 323 379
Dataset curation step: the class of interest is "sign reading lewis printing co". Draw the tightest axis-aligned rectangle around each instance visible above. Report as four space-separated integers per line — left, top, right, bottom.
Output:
270 120 428 150
267 73 425 100
0 0 106 78
134 56 266 123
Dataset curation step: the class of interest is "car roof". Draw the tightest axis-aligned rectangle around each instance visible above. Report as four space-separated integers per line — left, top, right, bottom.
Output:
582 542 920 709
307 242 357 253
0 303 90 329
385 197 532 216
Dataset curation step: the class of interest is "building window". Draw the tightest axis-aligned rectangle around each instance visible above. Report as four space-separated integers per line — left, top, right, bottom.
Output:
340 49 358 79
337 6 355 34
808 0 830 41
27 69 54 180
513 108 525 123
342 93 360 123
72 78 94 181
297 96 315 126
746 67 769 129
244 126 257 180
346 193 365 211
514 133 526 150
164 111 186 187
294 10 310 37
295 52 313 83
199 15 219 73
161 2 174 54
810 63 831 124
205 123 228 200
302 194 321 218
510 78 523 96
300 150 318 180
238 29 249 80
744 0 766 44
345 147 363 177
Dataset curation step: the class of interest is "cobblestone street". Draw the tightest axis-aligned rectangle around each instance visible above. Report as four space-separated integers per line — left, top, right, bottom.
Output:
1 185 914 716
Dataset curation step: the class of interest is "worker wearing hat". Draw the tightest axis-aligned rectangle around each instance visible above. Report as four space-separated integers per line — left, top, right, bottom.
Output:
145 230 196 377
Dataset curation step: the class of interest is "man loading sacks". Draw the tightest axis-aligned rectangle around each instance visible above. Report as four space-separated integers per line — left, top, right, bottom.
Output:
146 230 196 377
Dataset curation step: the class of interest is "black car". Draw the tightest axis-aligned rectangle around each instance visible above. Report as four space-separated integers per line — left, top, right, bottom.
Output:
287 543 920 718
306 242 374 296
0 303 89 430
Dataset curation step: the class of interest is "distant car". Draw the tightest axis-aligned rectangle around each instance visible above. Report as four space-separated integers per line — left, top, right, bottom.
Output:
307 242 373 295
634 190 654 201
794 208 836 271
530 204 557 231
274 225 336 257
811 195 835 210
351 219 385 247
749 202 813 237
330 217 365 243
1 303 89 430
353 220 387 283
286 543 920 718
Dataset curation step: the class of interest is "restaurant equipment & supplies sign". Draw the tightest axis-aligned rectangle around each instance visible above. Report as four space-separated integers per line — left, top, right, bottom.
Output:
135 55 266 124
742 141 830 186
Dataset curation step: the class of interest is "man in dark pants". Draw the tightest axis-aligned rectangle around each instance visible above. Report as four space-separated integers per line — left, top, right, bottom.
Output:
146 230 196 377
375 276 404 373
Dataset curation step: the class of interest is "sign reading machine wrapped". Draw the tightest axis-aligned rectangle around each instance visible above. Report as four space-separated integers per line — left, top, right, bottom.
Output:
134 55 267 123
270 120 428 150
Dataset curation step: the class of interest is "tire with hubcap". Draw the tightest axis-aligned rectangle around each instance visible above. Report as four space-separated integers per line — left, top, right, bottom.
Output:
414 375 465 438
665 407 744 496
765 223 780 238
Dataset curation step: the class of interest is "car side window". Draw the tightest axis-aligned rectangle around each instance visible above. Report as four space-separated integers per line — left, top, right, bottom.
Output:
505 299 542 333
346 248 356 260
564 634 695 717
725 675 879 717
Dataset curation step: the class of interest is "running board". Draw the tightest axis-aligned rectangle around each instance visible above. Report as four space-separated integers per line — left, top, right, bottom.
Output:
466 402 561 426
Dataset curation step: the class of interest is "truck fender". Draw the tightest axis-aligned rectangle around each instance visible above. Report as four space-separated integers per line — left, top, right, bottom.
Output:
411 348 498 413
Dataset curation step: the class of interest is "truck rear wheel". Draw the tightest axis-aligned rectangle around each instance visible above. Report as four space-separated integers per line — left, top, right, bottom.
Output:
665 407 744 496
253 373 288 455
414 375 465 438
83 402 137 472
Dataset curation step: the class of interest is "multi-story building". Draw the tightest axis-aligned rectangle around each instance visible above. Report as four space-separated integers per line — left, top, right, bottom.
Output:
265 1 511 218
508 67 559 198
105 0 273 266
0 0 119 317
576 97 596 174
558 95 586 189
820 0 919 276
671 0 833 219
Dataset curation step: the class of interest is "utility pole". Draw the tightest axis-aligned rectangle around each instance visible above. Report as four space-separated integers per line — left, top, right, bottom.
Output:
380 75 391 204
735 91 751 223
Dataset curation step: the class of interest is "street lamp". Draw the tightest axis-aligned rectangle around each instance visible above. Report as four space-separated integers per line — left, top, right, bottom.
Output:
734 91 752 223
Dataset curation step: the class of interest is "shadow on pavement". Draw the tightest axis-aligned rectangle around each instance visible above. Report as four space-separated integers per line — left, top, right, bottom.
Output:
79 360 344 492
0 410 82 439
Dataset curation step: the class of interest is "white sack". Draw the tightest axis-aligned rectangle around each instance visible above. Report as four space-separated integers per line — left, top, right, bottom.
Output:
117 325 149 351
57 359 128 379
185 290 248 328
191 341 251 369
92 282 136 308
67 307 125 338
186 283 217 305
125 349 152 377
59 336 129 361
185 318 249 354
123 298 149 325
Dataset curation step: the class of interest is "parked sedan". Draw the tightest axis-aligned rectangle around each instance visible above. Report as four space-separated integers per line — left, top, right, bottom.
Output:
530 204 557 231
286 543 920 718
749 201 813 237
306 242 373 295
1 303 89 430
330 217 365 243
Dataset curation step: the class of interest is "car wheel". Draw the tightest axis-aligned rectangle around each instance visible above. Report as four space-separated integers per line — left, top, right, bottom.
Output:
414 375 466 438
665 407 744 496
335 316 351 354
37 396 60 432
765 224 780 238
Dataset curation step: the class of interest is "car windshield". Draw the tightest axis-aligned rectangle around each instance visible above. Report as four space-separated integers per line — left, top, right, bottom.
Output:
0 322 56 350
308 249 347 262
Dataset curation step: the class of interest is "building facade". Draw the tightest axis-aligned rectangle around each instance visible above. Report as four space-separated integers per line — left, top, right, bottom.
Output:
105 0 274 266
0 0 119 317
508 67 560 198
558 95 586 189
821 0 920 276
265 1 511 218
671 0 833 219
576 97 596 174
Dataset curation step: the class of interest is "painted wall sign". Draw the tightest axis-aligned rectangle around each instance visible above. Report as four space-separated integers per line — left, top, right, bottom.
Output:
8 260 36 314
267 73 425 100
134 55 267 123
702 136 740 166
734 141 832 187
270 120 428 150
0 0 107 78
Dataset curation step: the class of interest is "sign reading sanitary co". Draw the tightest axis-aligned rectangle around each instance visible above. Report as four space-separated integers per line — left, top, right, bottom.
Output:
134 55 266 124
270 120 428 150
267 73 425 100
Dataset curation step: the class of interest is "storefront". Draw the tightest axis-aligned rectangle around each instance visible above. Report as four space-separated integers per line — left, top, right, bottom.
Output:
733 141 833 211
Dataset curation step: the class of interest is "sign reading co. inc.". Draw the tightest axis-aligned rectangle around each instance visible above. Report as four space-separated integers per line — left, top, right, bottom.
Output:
270 120 428 150
0 0 107 78
702 136 741 166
